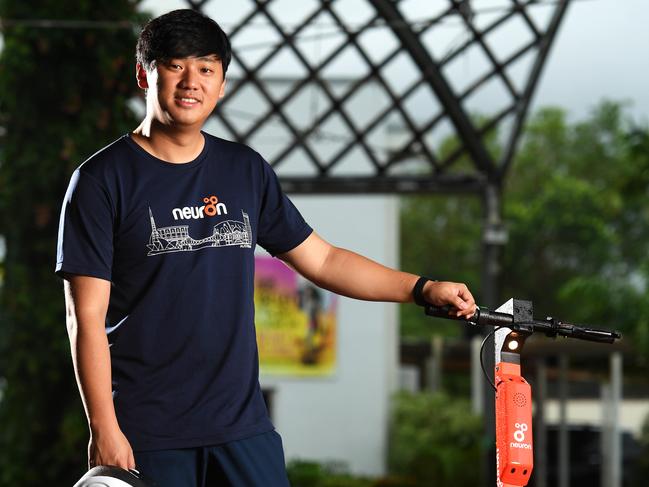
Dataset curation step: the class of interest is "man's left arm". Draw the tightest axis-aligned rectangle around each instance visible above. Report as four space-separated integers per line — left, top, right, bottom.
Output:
277 232 476 318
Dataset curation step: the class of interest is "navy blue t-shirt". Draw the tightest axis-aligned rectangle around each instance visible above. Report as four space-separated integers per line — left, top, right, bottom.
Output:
55 133 312 451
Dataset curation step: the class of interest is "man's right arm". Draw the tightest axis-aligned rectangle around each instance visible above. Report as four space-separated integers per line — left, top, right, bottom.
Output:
64 275 135 470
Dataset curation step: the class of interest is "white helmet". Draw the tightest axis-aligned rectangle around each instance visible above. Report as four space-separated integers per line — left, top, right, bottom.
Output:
73 466 153 487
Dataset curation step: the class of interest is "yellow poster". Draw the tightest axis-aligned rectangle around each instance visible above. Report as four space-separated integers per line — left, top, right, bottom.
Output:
254 256 337 376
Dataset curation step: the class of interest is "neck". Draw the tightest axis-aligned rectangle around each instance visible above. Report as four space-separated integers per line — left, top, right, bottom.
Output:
132 119 205 163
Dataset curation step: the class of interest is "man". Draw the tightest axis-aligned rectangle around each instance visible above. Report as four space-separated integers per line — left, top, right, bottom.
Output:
56 9 476 487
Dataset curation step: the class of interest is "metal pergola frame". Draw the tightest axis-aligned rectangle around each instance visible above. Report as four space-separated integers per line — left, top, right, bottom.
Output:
190 0 569 197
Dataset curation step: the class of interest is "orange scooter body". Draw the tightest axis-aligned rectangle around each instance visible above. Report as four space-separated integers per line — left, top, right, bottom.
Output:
495 361 533 487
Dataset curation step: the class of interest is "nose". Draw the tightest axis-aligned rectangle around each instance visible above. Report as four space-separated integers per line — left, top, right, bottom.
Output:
179 68 199 90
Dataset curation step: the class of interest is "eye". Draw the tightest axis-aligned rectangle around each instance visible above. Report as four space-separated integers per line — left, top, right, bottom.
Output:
201 67 214 74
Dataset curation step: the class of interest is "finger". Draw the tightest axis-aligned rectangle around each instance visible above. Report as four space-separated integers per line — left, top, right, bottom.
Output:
457 307 475 318
458 299 476 317
128 451 136 470
451 294 469 311
456 298 476 316
454 286 476 315
456 284 475 304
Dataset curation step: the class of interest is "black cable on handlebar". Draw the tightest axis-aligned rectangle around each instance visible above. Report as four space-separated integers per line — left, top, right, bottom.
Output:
481 327 499 392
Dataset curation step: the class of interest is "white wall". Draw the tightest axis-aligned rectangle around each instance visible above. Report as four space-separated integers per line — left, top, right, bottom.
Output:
260 195 400 476
542 399 649 438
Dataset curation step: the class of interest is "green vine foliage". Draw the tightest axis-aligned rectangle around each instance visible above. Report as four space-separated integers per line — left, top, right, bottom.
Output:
0 1 146 484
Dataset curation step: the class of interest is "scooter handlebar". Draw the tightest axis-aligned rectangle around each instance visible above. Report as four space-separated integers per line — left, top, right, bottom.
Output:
424 304 622 344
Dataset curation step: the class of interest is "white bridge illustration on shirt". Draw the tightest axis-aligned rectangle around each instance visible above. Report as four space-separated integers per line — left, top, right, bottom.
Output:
147 207 252 255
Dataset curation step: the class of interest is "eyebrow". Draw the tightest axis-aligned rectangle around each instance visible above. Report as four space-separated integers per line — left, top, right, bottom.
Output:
196 56 220 63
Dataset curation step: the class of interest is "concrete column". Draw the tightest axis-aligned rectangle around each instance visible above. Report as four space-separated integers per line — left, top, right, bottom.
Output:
471 335 483 414
609 352 623 487
535 360 547 487
426 335 443 392
558 354 569 487
601 351 623 487
601 383 611 487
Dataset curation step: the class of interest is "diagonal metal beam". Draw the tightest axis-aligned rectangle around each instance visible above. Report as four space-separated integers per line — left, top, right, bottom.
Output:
186 0 210 10
441 3 527 66
266 8 453 173
511 0 542 39
450 0 520 101
219 2 327 117
235 12 381 167
252 0 385 172
369 0 498 177
235 54 327 172
322 2 439 172
498 0 571 179
385 37 538 172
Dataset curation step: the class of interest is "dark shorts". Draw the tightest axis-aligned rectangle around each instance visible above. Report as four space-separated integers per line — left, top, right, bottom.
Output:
133 430 290 487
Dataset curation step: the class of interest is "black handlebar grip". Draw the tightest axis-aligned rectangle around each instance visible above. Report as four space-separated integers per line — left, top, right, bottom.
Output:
424 305 461 320
425 305 513 327
473 309 515 328
424 304 482 322
556 323 622 344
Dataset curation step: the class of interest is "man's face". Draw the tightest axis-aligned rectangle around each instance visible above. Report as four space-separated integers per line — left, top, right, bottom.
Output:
138 55 226 130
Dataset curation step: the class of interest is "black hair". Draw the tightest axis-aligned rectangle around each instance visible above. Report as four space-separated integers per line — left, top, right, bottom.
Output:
136 9 232 75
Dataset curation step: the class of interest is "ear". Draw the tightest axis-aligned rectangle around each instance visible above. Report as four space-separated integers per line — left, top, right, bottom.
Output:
218 78 227 99
136 62 149 89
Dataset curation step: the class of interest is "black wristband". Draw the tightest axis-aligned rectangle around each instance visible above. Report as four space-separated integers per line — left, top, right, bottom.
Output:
412 276 433 307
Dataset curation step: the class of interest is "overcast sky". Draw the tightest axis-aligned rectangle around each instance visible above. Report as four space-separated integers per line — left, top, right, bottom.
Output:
0 0 645 123
136 0 649 125
530 0 649 122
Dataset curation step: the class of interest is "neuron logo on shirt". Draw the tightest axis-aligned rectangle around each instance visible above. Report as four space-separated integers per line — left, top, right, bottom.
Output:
172 195 228 220
147 203 252 256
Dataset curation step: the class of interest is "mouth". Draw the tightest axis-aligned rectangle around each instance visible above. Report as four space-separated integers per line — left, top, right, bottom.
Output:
175 96 201 107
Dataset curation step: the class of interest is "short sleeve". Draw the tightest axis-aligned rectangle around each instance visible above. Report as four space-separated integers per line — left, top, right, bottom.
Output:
55 169 115 280
257 159 312 256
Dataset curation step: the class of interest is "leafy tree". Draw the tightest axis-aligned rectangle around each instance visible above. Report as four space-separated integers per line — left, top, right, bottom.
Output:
400 101 649 365
388 391 482 486
503 102 649 360
400 193 482 337
0 1 145 484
